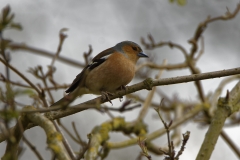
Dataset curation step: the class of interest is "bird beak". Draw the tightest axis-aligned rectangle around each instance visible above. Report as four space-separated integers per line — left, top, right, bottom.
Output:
137 52 148 58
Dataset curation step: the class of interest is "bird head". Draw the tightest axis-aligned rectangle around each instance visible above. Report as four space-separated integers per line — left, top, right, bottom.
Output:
114 41 148 63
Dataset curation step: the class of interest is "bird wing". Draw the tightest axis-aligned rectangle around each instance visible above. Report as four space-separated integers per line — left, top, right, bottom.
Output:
65 66 89 93
65 47 115 93
92 47 115 62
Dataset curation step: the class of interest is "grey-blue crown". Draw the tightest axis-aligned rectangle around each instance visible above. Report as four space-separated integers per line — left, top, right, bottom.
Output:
114 41 142 53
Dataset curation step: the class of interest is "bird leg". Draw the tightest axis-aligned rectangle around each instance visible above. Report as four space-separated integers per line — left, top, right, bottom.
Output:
101 91 113 105
117 85 127 101
119 85 127 91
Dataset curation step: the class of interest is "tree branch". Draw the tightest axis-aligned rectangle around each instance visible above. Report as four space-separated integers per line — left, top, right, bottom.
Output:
8 43 85 68
196 81 240 160
23 106 71 160
0 67 240 143
106 104 202 149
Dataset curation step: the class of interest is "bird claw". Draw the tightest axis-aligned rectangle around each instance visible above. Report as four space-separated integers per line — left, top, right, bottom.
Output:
119 85 127 91
119 97 123 102
118 85 127 101
101 91 113 105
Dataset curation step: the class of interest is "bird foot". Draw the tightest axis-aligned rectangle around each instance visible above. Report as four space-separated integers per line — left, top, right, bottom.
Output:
101 91 113 105
119 85 127 91
118 85 127 101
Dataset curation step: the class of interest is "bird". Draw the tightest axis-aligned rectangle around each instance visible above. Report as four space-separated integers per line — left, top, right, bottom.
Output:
51 41 148 107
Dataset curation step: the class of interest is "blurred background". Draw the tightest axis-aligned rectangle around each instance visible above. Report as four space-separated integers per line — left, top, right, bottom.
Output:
0 0 239 159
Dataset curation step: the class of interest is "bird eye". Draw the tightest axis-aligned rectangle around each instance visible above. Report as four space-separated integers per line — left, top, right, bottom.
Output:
132 46 137 51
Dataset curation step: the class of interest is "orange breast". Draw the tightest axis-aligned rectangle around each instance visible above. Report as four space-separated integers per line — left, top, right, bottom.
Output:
85 52 135 94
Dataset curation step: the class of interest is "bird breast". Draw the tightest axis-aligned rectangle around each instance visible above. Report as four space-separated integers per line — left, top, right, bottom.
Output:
85 53 136 94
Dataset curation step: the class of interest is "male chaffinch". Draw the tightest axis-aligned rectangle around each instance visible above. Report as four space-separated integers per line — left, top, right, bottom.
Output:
52 41 148 106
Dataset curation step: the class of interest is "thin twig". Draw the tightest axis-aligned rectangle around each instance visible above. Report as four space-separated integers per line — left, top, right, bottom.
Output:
220 130 240 158
103 107 115 119
155 101 175 159
38 66 54 104
195 36 204 61
189 3 240 58
53 121 76 160
0 57 41 95
135 62 187 72
83 45 92 65
137 60 167 121
101 100 141 113
127 93 174 111
0 74 32 88
141 37 188 58
22 135 43 160
9 42 86 68
171 104 183 146
42 84 69 90
106 104 201 149
72 122 86 146
58 120 81 144
175 131 190 159
51 28 68 67
137 137 152 160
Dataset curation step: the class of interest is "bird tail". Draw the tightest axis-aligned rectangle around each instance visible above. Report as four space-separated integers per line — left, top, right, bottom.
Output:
50 67 90 108
50 96 69 107
50 87 90 108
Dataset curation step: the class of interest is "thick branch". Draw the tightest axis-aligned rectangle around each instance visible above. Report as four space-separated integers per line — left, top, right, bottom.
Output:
106 104 202 149
2 116 29 160
86 117 147 159
24 106 71 160
18 67 240 114
196 81 240 160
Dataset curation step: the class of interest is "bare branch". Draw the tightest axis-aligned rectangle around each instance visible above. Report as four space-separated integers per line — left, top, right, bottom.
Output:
50 28 68 67
106 104 201 149
24 106 71 160
136 62 187 72
22 135 43 160
0 57 41 95
220 130 240 158
83 45 92 65
0 67 239 115
137 137 152 160
189 3 240 58
0 73 31 88
196 81 240 160
175 131 190 159
8 43 86 68
58 120 81 144
53 121 76 160
137 60 167 121
141 37 188 58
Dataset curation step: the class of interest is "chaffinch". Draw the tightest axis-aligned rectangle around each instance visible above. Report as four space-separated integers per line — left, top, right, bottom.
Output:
52 41 148 106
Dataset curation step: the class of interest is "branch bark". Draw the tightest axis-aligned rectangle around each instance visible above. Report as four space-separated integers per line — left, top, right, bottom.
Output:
24 106 71 160
0 67 240 144
196 81 240 160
